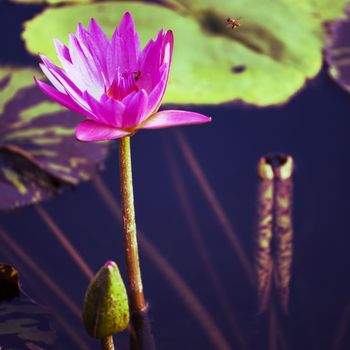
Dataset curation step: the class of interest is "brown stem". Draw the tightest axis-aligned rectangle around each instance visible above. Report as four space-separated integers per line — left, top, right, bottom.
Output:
119 136 145 312
129 310 157 350
101 336 115 350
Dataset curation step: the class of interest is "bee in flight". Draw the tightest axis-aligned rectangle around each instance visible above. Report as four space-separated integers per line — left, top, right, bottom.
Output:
227 17 241 29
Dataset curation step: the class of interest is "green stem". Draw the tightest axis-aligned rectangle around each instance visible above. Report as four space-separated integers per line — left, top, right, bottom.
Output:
119 136 146 312
101 336 115 350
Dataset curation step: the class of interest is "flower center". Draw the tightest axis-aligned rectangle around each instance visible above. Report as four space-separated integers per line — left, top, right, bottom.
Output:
107 70 141 100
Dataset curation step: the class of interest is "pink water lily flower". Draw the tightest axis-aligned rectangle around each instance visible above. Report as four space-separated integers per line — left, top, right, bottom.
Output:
35 12 211 141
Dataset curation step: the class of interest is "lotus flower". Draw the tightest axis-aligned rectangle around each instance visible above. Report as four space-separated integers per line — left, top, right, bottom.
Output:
35 12 211 142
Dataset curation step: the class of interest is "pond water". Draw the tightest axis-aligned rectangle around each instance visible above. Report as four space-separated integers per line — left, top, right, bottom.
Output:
1 1 350 349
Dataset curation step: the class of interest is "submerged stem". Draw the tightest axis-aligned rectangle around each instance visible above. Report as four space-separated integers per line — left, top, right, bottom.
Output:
101 336 115 350
119 136 145 312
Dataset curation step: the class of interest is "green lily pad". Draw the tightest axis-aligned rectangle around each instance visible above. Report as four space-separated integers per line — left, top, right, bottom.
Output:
22 0 347 106
0 263 56 349
11 0 91 4
0 67 110 211
0 68 35 115
288 0 348 21
10 0 134 5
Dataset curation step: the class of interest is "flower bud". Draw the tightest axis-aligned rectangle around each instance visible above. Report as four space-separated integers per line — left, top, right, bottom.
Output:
83 261 129 339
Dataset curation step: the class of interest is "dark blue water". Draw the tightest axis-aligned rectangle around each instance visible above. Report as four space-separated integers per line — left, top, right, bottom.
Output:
1 1 350 349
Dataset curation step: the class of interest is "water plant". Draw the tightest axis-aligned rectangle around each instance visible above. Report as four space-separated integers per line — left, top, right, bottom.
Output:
83 260 129 350
0 66 110 345
3 1 350 349
256 154 294 314
0 65 220 348
23 0 348 107
325 4 350 94
34 12 211 313
0 67 109 210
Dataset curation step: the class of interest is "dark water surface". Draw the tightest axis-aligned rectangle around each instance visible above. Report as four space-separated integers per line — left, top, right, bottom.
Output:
1 1 350 349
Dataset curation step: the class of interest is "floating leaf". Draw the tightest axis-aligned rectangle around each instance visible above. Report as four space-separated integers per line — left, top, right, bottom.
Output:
255 155 294 314
0 263 56 349
256 158 274 313
290 0 348 21
0 67 110 211
83 261 129 339
0 68 34 115
274 160 294 314
324 6 350 93
10 0 91 4
22 0 347 106
10 0 135 5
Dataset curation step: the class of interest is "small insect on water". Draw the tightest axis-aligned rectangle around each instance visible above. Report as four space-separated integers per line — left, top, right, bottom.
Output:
227 17 241 29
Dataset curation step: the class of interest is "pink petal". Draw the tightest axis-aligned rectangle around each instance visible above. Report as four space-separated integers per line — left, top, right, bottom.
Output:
109 12 140 76
140 110 212 129
67 33 104 98
77 20 110 83
39 63 66 94
137 30 173 100
34 78 94 119
138 30 164 93
76 120 131 141
40 55 83 96
156 30 173 107
40 55 90 110
162 30 174 67
145 64 168 116
83 92 125 127
51 44 88 94
122 89 148 128
88 19 109 51
54 39 72 63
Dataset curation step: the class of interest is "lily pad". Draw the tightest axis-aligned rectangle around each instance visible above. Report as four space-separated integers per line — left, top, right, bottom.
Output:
324 5 350 93
10 0 134 5
0 263 56 349
22 0 347 106
0 67 110 211
11 0 91 4
288 0 349 21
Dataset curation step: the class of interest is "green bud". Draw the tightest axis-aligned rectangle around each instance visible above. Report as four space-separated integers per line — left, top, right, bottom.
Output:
83 261 129 339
